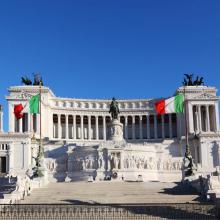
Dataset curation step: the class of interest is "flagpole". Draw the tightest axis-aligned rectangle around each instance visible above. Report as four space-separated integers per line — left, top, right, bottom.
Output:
36 81 44 177
183 82 194 177
40 81 42 151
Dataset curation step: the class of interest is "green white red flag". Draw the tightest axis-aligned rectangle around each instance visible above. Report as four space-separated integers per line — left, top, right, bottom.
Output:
155 93 184 115
13 93 40 119
14 104 24 119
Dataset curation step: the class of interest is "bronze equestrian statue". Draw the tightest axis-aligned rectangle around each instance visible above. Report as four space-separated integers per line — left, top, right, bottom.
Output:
109 97 120 120
21 76 32 85
21 73 44 86
182 74 204 86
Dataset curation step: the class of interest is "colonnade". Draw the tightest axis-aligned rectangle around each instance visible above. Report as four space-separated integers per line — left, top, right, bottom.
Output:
52 113 178 140
192 104 218 133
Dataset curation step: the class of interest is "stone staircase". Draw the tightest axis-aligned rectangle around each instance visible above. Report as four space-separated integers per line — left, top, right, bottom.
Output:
19 182 201 204
1 181 219 219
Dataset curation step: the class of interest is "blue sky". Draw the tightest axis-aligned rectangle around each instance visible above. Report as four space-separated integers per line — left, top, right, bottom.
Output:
0 0 220 131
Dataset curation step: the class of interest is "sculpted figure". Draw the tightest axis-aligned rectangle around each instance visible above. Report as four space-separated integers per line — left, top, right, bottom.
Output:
108 155 112 170
182 74 204 86
82 159 86 170
115 156 120 169
109 97 120 119
124 157 129 169
46 159 56 172
144 159 148 169
157 159 162 170
111 127 115 136
131 156 136 168
85 157 90 169
148 157 155 169
207 175 213 190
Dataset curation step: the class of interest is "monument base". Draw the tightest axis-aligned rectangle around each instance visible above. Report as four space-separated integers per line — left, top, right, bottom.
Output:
110 119 124 141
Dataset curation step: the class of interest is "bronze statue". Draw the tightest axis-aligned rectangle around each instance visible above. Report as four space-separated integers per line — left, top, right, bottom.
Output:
33 73 43 86
21 76 32 85
183 74 194 86
182 74 204 86
109 97 120 119
198 77 204 85
21 73 44 86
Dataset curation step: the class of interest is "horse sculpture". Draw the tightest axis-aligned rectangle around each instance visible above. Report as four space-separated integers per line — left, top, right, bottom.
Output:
21 76 32 85
182 74 204 86
33 73 43 86
109 97 120 120
21 73 43 86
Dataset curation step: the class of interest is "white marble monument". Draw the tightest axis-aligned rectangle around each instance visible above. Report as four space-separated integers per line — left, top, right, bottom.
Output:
0 84 220 185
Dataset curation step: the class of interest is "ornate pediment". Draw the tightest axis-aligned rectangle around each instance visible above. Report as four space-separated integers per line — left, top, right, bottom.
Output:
190 93 219 100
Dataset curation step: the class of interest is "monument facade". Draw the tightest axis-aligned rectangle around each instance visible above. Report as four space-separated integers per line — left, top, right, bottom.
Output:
0 83 220 183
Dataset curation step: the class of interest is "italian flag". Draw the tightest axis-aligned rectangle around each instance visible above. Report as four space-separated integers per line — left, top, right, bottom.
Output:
14 94 40 119
155 93 184 115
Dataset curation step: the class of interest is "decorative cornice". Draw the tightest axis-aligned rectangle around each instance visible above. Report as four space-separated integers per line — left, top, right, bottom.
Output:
188 94 220 101
7 85 55 98
50 109 154 115
177 86 217 94
0 132 30 141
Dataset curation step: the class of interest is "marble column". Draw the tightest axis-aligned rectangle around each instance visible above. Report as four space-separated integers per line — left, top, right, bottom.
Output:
125 116 128 139
19 117 22 133
206 105 210 132
169 114 172 138
28 113 31 132
8 144 14 174
215 103 220 132
80 115 84 140
188 103 194 134
103 116 106 140
147 115 150 139
139 115 143 139
154 114 158 139
96 116 99 140
161 114 165 139
65 115 69 139
30 114 33 135
132 116 135 139
49 113 53 139
37 114 40 136
88 115 91 140
8 104 15 132
73 115 76 140
58 114 61 139
198 105 202 132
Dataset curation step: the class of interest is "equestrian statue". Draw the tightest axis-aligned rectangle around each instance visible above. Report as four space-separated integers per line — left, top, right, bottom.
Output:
109 97 120 120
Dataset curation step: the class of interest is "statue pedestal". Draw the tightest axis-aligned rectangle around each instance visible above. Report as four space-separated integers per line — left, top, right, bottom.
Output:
110 119 124 141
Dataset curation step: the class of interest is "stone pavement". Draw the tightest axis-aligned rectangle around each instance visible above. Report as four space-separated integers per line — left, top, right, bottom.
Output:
20 181 201 204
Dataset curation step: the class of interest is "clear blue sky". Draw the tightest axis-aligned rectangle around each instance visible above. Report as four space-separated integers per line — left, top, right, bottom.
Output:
0 0 220 131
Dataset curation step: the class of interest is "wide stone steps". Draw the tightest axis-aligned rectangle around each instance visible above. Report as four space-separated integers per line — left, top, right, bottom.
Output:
2 182 219 219
20 182 200 204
